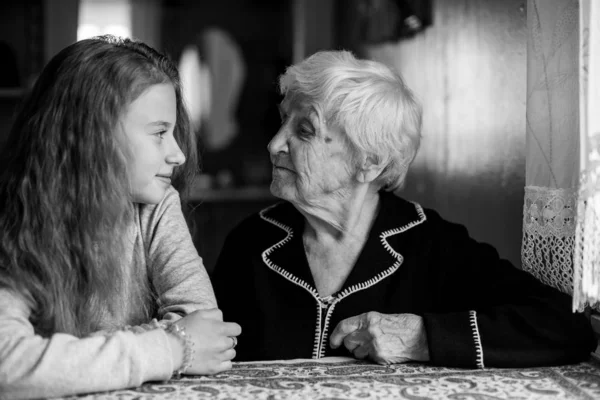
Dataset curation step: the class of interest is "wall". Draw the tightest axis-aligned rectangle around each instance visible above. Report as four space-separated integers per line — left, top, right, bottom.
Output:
363 0 527 268
292 0 335 62
43 0 78 63
161 0 291 188
0 0 77 146
0 2 43 87
0 2 45 148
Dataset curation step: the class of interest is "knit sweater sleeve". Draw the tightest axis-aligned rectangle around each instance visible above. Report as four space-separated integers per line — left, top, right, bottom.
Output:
141 187 217 322
0 290 173 399
420 210 595 369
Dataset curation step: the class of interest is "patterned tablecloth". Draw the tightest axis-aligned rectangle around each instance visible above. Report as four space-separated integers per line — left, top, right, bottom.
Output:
62 357 600 400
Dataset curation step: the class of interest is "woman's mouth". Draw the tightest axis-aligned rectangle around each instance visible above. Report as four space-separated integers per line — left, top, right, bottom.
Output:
274 165 294 173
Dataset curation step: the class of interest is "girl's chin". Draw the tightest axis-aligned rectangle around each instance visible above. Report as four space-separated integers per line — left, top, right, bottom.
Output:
131 187 167 204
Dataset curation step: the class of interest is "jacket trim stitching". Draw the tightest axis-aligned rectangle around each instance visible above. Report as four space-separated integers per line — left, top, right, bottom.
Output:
319 202 427 357
260 201 427 359
313 302 323 357
469 310 485 369
259 205 323 358
319 303 337 357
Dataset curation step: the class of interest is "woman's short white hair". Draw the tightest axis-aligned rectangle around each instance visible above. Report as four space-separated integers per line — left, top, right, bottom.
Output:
279 50 422 191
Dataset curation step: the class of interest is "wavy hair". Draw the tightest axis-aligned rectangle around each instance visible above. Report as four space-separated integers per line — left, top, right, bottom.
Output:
279 50 422 191
0 35 197 337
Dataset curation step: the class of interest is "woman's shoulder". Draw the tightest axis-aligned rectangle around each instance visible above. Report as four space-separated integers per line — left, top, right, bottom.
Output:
226 201 300 240
379 191 460 234
379 191 430 227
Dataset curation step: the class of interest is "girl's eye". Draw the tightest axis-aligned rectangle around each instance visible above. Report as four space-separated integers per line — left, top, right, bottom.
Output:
155 131 167 139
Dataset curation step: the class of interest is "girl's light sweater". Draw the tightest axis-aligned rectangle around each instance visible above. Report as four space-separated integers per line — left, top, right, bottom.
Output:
0 187 216 399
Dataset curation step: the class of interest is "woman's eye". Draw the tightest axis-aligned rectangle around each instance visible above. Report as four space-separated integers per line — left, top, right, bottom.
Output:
298 123 313 137
155 131 167 139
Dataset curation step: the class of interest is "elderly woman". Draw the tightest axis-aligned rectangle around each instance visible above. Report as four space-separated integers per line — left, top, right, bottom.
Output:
212 50 594 368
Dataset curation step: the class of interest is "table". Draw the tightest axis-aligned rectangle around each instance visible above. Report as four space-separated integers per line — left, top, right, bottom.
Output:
63 357 600 400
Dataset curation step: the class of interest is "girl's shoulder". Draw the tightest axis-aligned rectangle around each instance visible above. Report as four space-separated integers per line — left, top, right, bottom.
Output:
137 186 181 217
0 288 32 318
134 187 184 239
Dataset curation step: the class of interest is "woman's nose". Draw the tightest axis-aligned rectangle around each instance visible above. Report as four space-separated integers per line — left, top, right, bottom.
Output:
166 137 186 166
268 127 289 156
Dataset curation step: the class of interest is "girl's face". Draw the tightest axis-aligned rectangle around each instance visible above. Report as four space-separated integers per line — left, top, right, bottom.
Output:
120 83 185 204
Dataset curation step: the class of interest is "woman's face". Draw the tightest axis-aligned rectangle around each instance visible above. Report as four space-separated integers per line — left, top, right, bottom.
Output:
120 83 186 204
268 97 357 205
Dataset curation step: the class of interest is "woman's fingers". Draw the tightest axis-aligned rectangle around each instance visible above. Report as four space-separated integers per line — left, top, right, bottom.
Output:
343 332 362 352
353 344 370 360
330 315 363 348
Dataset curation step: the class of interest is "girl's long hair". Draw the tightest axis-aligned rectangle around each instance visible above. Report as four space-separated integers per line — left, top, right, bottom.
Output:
0 35 197 337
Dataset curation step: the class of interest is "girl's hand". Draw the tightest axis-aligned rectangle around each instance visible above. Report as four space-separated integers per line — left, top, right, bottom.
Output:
169 309 241 375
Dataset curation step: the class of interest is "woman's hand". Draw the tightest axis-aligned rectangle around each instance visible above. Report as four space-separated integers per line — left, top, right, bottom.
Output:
329 312 429 365
169 308 241 375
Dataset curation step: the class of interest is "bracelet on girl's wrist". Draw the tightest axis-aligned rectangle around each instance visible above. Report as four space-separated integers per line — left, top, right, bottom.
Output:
165 323 194 379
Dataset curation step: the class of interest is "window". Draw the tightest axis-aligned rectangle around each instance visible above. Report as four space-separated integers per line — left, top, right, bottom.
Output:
77 0 132 41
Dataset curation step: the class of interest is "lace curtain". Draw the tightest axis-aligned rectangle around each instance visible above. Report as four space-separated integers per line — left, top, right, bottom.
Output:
574 0 600 310
522 0 600 311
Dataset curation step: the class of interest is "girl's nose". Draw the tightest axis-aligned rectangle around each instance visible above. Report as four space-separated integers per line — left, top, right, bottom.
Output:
166 137 186 166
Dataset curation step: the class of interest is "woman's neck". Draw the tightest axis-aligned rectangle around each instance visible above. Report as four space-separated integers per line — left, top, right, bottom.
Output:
297 185 381 243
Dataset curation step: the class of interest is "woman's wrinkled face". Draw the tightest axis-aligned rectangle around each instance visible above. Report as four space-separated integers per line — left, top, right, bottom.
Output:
267 97 357 204
120 83 186 204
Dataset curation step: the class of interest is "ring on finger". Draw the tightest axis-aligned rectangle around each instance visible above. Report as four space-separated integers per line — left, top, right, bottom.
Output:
230 336 237 349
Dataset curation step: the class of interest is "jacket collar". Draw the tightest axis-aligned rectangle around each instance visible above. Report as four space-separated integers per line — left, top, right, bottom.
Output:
259 191 427 300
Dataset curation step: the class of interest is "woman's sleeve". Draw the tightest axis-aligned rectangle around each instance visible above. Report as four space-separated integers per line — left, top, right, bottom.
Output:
212 225 246 316
211 223 257 361
421 211 596 368
144 188 217 322
0 290 173 399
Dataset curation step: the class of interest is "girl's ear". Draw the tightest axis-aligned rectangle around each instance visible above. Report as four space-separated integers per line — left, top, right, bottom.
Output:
356 155 385 184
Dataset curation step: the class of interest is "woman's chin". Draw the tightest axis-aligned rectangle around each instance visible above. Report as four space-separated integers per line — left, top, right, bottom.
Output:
270 181 296 202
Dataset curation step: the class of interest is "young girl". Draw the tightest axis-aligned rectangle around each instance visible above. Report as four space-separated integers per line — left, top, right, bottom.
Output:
0 35 240 399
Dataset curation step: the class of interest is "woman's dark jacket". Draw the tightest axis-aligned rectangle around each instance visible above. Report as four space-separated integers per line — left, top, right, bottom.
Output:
212 191 595 368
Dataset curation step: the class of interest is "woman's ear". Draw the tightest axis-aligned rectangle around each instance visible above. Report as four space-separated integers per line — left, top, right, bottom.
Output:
356 155 385 184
